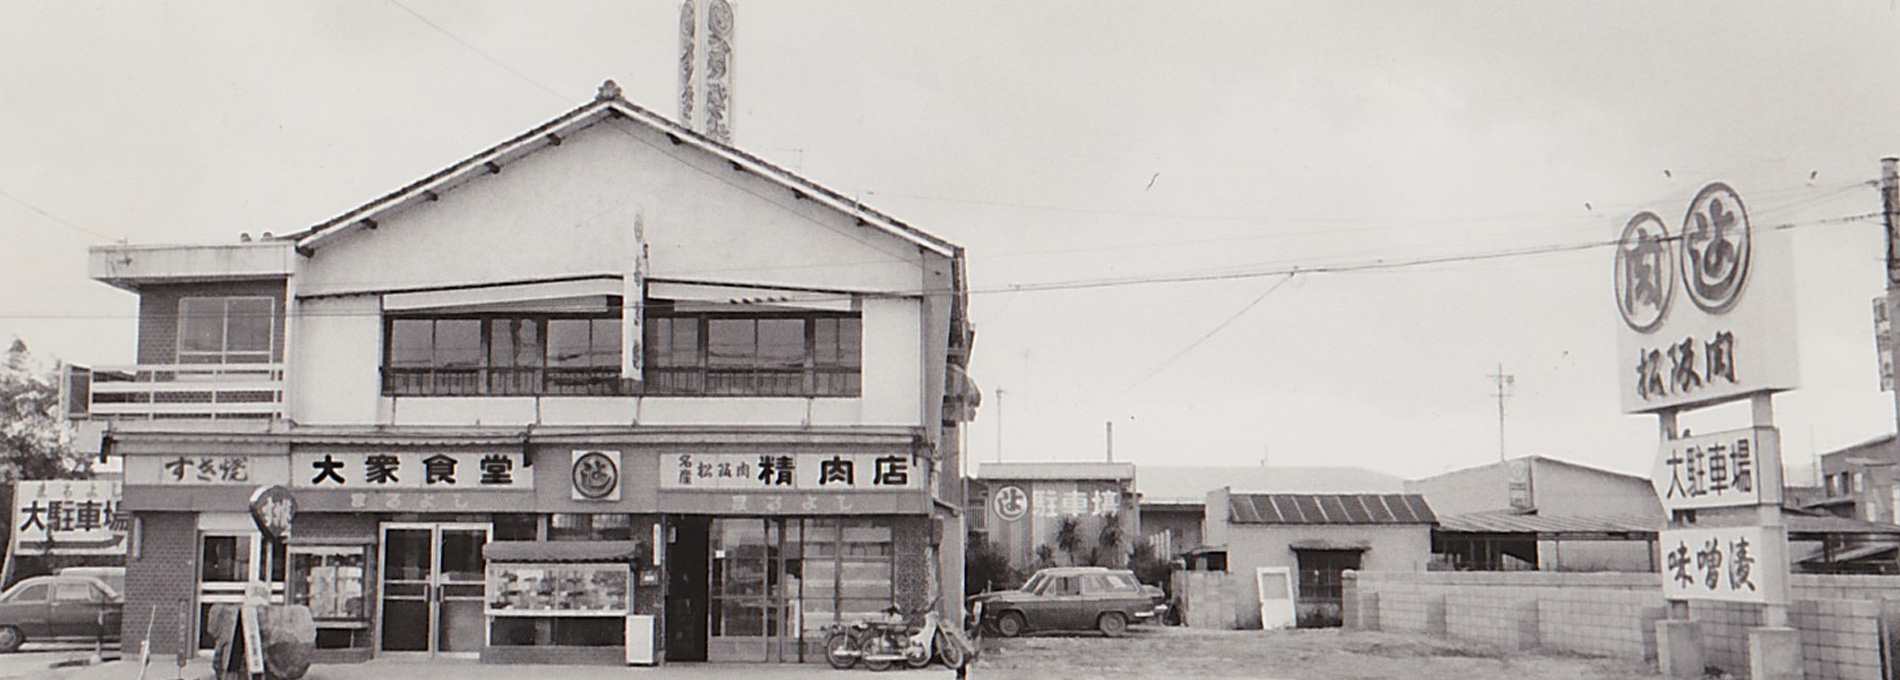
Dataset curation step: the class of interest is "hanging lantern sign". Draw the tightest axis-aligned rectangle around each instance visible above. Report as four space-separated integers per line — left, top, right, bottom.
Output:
248 485 296 542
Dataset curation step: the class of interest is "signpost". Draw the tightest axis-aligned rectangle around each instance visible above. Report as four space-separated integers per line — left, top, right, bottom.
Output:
1617 182 1799 678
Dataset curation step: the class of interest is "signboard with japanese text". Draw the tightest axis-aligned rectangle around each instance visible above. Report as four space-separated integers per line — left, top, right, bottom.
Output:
981 479 1135 570
128 454 289 486
661 453 921 491
1614 183 1799 413
1661 525 1786 604
1652 427 1783 512
248 485 296 542
12 480 127 555
571 450 622 502
1877 295 1894 392
291 452 530 490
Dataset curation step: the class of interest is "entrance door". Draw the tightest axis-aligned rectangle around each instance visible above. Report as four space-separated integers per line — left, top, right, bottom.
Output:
665 517 710 662
380 522 491 658
1255 567 1296 630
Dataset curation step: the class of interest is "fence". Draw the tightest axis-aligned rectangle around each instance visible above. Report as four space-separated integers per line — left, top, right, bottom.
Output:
1346 570 1897 680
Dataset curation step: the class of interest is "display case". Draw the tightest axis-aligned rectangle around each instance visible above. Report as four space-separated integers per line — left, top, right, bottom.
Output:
486 563 631 616
286 544 371 657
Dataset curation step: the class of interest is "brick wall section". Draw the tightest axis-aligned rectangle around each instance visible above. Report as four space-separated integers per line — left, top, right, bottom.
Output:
893 516 930 613
122 512 197 659
136 280 287 364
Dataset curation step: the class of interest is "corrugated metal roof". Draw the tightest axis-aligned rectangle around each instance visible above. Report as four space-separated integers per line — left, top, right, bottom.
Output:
1437 511 1661 534
1227 493 1435 525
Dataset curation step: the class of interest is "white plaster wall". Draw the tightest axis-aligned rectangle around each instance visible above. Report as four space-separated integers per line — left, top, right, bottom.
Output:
860 297 923 425
298 120 925 298
289 294 382 425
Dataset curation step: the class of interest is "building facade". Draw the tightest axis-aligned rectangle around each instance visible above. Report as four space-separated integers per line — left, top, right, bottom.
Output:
966 462 1138 577
1406 455 1663 572
74 85 976 665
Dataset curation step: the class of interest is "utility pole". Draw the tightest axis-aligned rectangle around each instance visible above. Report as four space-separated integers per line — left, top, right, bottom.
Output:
995 387 1005 463
1884 158 1900 444
1489 364 1515 463
1105 420 1114 463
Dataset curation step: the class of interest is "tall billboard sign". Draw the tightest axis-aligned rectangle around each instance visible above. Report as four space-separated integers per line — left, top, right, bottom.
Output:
1615 183 1799 414
1651 427 1783 512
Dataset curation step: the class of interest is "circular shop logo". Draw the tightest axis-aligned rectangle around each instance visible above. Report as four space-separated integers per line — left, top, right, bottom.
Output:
571 451 620 500
1613 211 1675 333
1679 182 1751 314
992 485 1028 522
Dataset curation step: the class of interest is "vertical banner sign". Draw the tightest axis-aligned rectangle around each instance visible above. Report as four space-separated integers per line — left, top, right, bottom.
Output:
1877 295 1894 392
1660 525 1785 604
678 0 735 143
1652 427 1783 512
1615 183 1799 413
623 211 646 381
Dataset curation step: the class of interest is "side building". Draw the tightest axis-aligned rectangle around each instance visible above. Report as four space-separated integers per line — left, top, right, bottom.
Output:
70 84 977 665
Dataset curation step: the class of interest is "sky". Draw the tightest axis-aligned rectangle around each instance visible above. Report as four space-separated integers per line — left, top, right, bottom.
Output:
2 1 1898 483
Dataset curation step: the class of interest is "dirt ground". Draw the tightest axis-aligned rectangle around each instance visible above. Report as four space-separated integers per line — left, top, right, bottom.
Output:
969 626 1664 680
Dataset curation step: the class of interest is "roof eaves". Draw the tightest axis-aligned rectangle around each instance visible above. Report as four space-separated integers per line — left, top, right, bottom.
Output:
294 97 614 251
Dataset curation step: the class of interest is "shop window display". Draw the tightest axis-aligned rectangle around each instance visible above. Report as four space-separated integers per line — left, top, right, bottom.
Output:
486 562 630 647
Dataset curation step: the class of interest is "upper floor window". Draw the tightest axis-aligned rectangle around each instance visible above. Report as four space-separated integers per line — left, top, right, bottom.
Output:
382 306 861 398
384 315 628 396
179 297 274 364
644 310 861 397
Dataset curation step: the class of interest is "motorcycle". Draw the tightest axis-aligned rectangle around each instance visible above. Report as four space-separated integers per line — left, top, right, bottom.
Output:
823 601 980 671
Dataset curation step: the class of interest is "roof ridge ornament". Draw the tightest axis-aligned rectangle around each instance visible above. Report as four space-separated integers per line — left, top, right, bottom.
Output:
596 79 623 101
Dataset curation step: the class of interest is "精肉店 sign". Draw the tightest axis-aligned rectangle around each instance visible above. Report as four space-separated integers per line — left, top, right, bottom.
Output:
290 452 530 490
661 452 920 491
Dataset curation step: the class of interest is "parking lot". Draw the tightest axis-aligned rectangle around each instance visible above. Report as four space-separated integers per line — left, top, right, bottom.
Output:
16 626 1663 680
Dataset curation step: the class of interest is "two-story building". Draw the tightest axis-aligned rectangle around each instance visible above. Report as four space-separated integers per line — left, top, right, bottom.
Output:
72 83 976 666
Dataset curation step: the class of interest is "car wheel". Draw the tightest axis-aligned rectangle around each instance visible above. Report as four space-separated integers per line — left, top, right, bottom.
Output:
995 611 1026 638
1098 611 1128 638
0 625 21 653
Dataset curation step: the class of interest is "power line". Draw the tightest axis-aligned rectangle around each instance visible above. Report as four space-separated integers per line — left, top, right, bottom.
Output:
384 0 574 105
0 210 1882 321
1088 273 1298 407
0 185 119 243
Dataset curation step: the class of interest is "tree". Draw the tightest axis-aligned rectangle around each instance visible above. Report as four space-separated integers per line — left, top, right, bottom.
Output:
1053 516 1083 566
1 338 87 481
1032 544 1058 569
964 535 1018 596
1093 512 1124 567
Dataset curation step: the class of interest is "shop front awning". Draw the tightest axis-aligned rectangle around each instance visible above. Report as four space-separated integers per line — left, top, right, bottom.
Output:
483 540 641 563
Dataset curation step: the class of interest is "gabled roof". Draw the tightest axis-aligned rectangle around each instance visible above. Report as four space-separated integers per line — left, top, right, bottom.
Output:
974 462 1135 481
289 81 958 260
1227 493 1436 525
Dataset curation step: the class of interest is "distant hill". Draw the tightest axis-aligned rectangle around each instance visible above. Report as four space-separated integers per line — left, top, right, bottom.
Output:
1136 465 1405 503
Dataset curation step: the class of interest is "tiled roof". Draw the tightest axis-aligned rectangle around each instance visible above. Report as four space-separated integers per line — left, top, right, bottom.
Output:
1227 493 1436 525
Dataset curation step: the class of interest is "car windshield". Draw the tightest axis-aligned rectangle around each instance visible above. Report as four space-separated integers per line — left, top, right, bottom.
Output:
1022 573 1049 594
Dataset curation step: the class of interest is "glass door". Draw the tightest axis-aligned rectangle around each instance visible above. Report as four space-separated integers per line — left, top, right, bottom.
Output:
706 518 803 662
379 522 491 658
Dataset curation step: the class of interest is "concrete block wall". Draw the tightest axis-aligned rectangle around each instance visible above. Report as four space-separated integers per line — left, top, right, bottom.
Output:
1350 571 1899 680
121 512 197 659
1689 600 1762 674
1789 599 1883 680
1172 571 1239 629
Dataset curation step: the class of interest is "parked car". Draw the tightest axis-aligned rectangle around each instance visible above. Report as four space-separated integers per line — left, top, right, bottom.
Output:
968 566 1167 638
55 567 125 597
0 575 123 653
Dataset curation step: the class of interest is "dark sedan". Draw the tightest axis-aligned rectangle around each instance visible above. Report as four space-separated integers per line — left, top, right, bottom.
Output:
0 575 122 652
970 566 1167 638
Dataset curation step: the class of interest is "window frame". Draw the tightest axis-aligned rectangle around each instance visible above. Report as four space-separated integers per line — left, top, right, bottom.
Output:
177 296 276 365
644 309 862 397
382 313 632 397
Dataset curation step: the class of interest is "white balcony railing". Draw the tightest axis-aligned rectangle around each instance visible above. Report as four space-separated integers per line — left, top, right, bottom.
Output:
82 363 285 420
